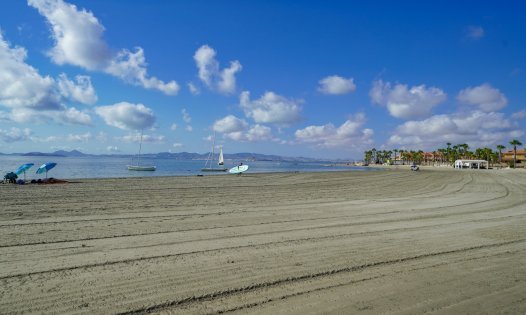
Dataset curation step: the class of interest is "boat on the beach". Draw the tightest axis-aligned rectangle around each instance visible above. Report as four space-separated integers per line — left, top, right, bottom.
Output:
127 130 156 171
202 133 227 172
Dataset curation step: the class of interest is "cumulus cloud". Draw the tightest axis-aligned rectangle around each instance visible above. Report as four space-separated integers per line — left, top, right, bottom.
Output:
512 109 526 120
295 113 374 148
370 80 447 119
106 145 120 152
212 115 277 142
0 31 94 124
240 91 302 126
318 75 356 95
457 83 508 112
173 143 183 148
9 107 92 125
28 0 179 95
95 102 155 130
466 26 484 40
212 115 248 133
388 111 523 149
194 45 242 94
224 124 276 142
57 73 97 104
105 47 179 95
0 127 32 142
170 123 177 131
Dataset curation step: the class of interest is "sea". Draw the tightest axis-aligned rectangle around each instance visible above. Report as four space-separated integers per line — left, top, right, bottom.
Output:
0 155 375 180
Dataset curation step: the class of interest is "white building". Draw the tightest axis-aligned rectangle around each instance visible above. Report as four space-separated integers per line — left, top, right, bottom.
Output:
454 159 488 169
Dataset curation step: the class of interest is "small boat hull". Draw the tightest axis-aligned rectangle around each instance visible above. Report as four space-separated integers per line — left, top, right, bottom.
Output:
201 168 228 172
128 165 156 171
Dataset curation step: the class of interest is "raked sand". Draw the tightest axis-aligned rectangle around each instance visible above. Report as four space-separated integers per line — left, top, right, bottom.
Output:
0 168 525 314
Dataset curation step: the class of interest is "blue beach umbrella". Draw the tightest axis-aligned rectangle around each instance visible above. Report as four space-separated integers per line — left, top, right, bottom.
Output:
14 163 34 180
36 162 57 178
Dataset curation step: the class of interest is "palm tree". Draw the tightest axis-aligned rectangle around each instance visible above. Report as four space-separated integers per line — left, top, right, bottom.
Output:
509 139 523 168
496 145 505 165
414 150 424 165
364 150 373 164
483 148 494 168
385 150 393 165
446 142 452 164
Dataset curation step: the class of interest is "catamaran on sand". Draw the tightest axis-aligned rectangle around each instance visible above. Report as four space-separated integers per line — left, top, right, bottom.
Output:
202 133 227 172
128 130 156 171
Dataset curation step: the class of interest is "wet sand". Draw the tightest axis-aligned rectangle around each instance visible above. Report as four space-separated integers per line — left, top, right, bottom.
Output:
0 169 525 314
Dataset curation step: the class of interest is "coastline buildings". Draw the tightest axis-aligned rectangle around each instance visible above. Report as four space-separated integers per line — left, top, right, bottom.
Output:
502 149 526 166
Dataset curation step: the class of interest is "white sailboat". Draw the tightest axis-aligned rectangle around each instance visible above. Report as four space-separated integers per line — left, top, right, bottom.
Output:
202 133 227 172
127 130 156 171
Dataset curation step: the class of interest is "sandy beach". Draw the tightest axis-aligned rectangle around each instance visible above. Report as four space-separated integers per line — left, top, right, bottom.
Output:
1 168 525 314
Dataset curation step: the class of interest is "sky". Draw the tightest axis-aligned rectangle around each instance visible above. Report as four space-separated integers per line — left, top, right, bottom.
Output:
0 0 525 159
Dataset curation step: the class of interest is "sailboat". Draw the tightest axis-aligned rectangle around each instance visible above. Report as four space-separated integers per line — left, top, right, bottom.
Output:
127 130 156 171
202 133 227 172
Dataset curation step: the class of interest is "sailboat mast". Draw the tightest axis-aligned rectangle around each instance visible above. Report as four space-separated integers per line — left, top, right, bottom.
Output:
138 130 143 166
211 132 216 167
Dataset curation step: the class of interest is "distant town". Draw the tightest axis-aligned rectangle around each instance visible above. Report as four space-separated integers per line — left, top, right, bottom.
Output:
363 140 525 168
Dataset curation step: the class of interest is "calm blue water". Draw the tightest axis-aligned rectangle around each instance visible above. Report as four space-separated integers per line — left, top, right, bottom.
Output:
0 155 374 180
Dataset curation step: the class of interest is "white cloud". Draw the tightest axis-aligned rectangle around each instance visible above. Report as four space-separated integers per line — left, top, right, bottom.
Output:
512 109 526 120
57 73 97 104
0 127 32 142
182 108 191 123
173 143 183 148
28 0 179 95
66 132 91 142
0 31 94 125
212 115 278 142
170 123 177 131
457 83 508 112
245 124 275 142
9 107 92 125
95 102 155 130
240 91 302 126
295 113 374 148
466 26 484 40
106 47 179 95
318 75 356 95
0 32 61 110
181 108 192 131
106 145 120 152
388 110 522 149
187 82 200 95
370 80 447 119
223 124 276 142
194 45 242 94
212 115 248 133
117 133 165 144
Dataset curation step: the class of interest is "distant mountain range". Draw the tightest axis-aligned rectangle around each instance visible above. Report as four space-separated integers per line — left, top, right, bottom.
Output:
0 150 330 162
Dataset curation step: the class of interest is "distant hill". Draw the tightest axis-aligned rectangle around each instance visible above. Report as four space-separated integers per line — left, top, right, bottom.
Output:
52 150 89 157
22 152 66 157
2 150 327 162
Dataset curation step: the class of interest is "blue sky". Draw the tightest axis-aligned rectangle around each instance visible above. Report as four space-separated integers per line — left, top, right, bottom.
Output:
0 0 525 159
